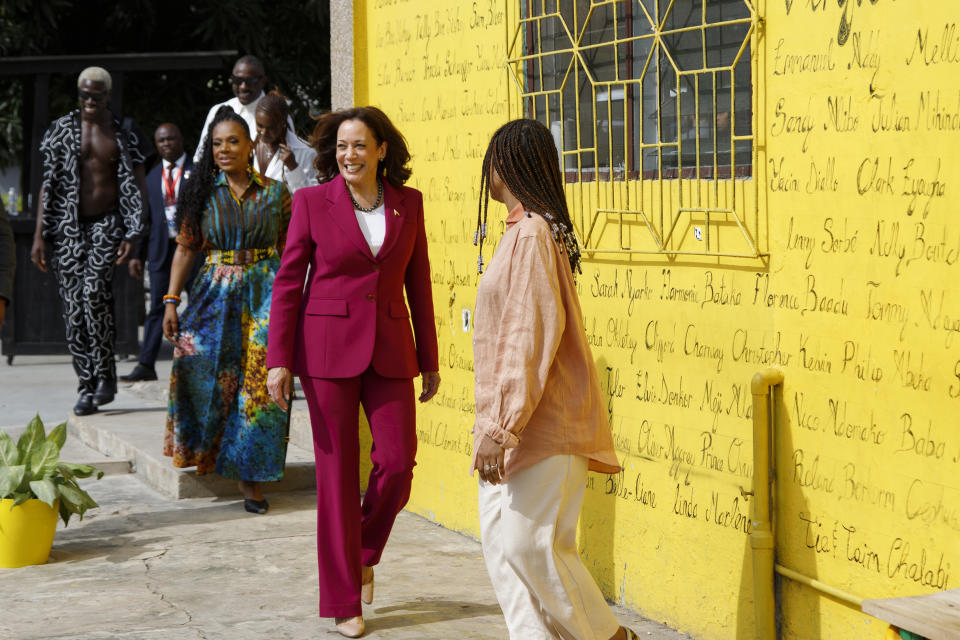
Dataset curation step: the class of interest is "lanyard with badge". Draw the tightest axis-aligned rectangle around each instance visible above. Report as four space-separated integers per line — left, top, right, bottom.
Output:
163 164 185 237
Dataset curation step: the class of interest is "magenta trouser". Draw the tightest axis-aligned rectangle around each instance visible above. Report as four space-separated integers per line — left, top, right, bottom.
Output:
300 366 417 618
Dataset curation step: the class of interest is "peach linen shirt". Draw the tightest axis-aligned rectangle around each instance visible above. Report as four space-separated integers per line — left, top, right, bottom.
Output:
472 203 621 479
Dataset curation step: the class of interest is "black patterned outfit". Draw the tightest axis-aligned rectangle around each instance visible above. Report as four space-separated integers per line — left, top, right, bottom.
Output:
39 109 148 393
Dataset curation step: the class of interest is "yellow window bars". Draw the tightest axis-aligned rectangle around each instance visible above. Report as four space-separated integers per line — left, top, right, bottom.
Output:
507 0 764 259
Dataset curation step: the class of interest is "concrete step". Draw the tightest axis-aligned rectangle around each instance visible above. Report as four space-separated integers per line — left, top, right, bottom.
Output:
125 377 315 451
2 424 132 476
67 383 316 500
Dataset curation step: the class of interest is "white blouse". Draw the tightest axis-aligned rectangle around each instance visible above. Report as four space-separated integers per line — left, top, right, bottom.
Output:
354 203 386 256
253 130 318 194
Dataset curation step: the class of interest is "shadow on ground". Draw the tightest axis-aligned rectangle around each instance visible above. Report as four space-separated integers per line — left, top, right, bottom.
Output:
369 598 505 631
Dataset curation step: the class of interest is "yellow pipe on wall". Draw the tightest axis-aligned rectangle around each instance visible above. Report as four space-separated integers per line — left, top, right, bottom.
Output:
750 368 866 639
750 368 784 640
774 564 864 609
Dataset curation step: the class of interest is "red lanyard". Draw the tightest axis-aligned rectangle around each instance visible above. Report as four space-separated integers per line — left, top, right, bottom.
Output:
163 164 184 205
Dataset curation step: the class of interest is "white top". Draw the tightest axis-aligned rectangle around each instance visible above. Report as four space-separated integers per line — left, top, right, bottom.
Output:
161 154 187 238
192 93 296 163
253 129 318 194
354 203 386 256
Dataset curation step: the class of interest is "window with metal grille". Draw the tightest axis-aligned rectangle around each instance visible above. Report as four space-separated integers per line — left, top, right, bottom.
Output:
507 0 762 258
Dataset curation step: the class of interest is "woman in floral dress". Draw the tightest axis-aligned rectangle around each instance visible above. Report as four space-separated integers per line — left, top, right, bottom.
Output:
161 106 292 514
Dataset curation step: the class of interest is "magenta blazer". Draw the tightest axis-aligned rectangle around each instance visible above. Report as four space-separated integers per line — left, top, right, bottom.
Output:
267 175 439 379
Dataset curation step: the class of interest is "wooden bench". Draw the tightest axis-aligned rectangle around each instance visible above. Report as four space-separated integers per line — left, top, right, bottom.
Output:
862 589 960 640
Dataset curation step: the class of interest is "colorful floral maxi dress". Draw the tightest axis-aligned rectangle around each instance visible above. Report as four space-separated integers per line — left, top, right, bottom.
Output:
163 171 292 481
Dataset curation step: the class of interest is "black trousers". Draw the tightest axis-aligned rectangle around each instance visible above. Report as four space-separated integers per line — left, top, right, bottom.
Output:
50 211 124 393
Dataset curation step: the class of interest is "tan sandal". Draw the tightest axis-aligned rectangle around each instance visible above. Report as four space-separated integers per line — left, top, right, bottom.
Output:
335 616 365 638
361 566 375 605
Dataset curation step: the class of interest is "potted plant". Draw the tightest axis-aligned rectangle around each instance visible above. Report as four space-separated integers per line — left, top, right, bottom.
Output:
0 414 103 568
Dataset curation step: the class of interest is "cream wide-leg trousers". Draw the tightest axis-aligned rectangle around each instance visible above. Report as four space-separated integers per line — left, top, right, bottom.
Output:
478 454 622 640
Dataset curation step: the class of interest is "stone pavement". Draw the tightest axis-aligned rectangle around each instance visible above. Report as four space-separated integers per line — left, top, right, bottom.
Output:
0 355 696 640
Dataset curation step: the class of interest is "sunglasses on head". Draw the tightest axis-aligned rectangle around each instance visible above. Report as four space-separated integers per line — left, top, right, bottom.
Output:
231 75 262 87
78 90 107 101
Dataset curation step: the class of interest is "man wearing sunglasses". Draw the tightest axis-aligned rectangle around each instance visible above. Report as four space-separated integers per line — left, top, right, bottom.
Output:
31 66 151 416
193 55 294 162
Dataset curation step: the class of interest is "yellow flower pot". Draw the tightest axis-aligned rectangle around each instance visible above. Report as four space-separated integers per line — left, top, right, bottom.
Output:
0 498 58 568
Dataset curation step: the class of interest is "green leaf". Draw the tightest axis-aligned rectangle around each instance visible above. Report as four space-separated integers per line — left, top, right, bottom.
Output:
46 422 67 451
28 440 60 479
0 431 19 466
12 491 32 507
28 478 57 508
57 482 84 510
58 482 97 512
58 500 72 527
56 463 76 482
0 465 26 498
79 488 99 510
59 462 102 479
16 415 46 462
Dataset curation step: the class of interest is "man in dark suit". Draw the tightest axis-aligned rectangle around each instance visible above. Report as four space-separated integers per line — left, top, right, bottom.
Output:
121 123 194 381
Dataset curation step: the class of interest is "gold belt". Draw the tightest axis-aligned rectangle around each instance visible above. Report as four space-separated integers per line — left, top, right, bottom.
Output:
206 248 276 265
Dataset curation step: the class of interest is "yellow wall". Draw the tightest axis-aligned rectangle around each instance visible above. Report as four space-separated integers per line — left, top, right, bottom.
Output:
353 2 960 639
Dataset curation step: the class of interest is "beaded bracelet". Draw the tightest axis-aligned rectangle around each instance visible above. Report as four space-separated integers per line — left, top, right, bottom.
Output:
162 295 181 305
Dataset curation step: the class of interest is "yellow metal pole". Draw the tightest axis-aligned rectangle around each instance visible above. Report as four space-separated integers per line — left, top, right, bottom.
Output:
750 368 784 640
774 564 864 609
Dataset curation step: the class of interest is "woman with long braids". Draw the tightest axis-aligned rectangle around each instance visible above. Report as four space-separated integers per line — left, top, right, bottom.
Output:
162 105 291 514
472 118 639 640
266 106 439 638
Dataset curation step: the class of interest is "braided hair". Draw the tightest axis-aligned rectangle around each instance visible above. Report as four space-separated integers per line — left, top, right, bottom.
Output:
476 119 582 276
176 106 251 238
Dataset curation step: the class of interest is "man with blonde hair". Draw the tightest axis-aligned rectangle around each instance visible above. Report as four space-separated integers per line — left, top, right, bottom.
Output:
31 66 151 415
78 65 112 90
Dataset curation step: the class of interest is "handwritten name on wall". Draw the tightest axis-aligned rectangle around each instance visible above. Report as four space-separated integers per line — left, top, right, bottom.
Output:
363 1 508 473
576 0 960 604
365 1 959 624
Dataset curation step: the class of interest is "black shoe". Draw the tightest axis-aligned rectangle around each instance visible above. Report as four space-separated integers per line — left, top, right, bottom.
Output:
244 498 269 514
93 377 117 407
74 392 98 416
119 363 158 382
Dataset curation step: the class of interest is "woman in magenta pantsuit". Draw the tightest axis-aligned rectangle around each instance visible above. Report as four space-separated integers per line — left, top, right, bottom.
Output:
266 106 440 638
